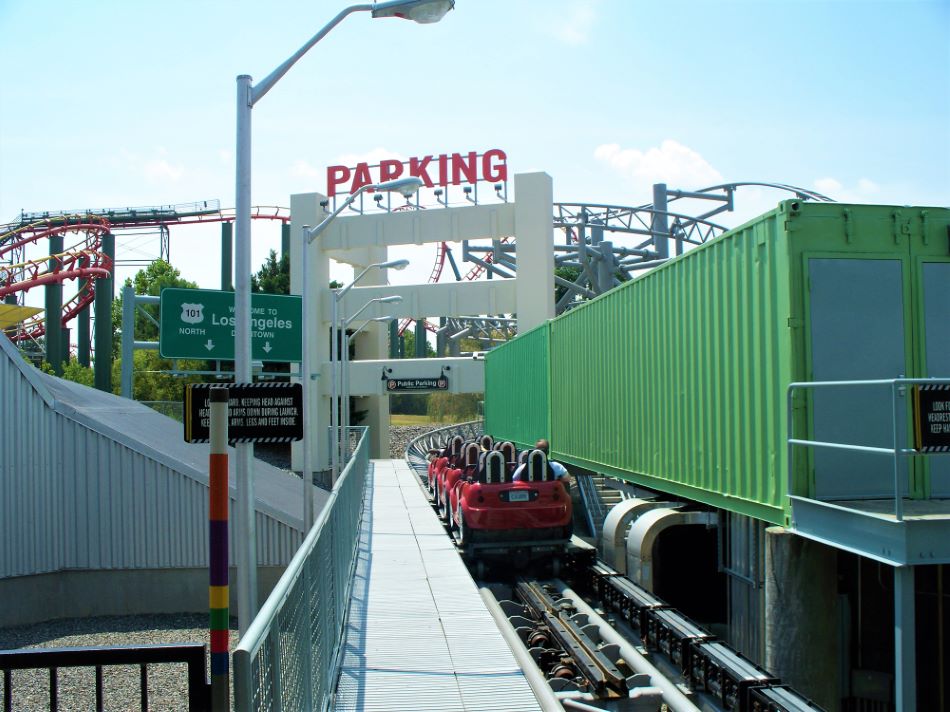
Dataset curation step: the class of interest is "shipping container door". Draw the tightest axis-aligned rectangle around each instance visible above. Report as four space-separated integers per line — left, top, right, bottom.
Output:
919 261 950 496
807 258 909 500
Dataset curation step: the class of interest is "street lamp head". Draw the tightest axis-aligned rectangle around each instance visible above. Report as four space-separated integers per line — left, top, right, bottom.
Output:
379 259 410 271
374 176 424 198
372 0 455 24
378 295 403 305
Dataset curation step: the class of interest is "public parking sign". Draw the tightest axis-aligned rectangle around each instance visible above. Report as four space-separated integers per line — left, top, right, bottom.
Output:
159 288 302 362
385 376 449 392
183 382 303 444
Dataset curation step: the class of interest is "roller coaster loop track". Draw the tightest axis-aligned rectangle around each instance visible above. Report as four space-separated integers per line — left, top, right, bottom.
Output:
0 203 291 345
0 216 113 342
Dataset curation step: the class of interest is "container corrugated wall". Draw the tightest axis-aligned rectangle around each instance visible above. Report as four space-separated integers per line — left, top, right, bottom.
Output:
548 210 792 523
0 338 300 580
484 322 550 449
485 201 950 525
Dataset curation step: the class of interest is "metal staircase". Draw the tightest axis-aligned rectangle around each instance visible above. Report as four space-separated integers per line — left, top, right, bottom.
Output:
577 475 627 539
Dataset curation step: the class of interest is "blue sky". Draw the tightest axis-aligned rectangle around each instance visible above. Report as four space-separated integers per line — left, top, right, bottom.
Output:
1 0 948 296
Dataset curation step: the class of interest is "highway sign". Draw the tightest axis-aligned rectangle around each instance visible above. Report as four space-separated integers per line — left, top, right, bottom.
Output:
159 288 302 362
184 382 303 443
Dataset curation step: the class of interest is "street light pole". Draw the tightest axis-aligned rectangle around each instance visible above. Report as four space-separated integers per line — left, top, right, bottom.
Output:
233 2 452 634
336 314 393 467
340 295 403 461
331 258 408 479
300 180 418 519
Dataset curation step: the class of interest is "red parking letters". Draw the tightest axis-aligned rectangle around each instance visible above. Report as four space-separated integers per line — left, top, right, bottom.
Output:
379 159 404 182
326 165 351 197
409 155 434 187
482 149 507 183
349 163 373 194
327 149 508 196
452 152 478 185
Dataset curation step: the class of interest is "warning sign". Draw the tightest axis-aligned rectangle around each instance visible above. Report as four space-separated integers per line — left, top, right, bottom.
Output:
913 384 950 453
184 382 303 444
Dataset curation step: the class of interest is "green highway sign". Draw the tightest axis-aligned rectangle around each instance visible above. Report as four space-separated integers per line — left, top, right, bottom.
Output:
159 288 302 362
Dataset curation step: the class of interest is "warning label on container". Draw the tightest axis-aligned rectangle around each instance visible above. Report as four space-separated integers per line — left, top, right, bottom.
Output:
913 384 950 452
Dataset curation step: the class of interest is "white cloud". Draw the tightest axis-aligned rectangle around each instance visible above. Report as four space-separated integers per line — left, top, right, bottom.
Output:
331 147 407 167
144 157 183 182
291 160 321 178
813 176 881 202
114 147 184 183
814 177 842 195
857 178 879 194
548 2 597 46
293 148 408 181
594 140 723 193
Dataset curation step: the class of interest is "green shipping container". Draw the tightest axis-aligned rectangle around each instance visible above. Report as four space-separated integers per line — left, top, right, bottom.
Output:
485 201 950 525
484 321 551 450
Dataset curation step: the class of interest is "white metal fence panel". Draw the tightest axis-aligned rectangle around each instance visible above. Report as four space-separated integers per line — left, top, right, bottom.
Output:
234 428 370 712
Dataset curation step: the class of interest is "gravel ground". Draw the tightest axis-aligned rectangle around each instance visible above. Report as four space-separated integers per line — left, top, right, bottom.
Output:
0 613 237 710
388 424 448 459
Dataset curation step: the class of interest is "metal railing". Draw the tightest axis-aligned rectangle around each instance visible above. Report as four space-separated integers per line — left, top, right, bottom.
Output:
403 420 484 473
787 377 950 521
576 474 604 538
0 643 209 711
233 427 370 712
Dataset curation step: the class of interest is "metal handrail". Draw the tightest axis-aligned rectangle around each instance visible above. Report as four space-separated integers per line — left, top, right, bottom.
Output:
233 427 370 711
576 473 603 538
787 377 950 522
403 419 484 472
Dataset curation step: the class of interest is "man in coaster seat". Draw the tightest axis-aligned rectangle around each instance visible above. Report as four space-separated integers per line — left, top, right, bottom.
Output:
513 438 570 486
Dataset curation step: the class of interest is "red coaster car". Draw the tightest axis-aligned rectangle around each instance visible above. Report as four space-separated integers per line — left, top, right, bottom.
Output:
439 441 480 524
450 449 572 547
428 435 463 496
447 440 516 526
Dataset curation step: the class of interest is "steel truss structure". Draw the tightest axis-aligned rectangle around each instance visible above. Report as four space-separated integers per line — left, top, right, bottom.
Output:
3 183 834 358
415 181 834 352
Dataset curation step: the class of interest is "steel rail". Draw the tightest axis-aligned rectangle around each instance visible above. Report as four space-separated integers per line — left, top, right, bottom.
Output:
557 583 702 712
517 580 627 697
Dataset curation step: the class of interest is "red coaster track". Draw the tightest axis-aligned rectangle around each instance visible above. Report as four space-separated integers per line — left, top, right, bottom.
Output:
0 216 113 342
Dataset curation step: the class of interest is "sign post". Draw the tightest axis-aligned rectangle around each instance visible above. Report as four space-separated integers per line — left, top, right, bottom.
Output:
208 387 230 711
160 288 302 362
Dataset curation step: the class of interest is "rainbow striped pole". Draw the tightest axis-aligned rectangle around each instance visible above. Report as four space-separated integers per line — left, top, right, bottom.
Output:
209 387 230 709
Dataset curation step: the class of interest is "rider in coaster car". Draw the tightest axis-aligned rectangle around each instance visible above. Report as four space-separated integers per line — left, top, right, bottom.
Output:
512 438 570 486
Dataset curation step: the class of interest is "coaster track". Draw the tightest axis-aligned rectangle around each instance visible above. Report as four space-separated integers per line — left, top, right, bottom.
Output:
2 182 831 349
0 216 113 341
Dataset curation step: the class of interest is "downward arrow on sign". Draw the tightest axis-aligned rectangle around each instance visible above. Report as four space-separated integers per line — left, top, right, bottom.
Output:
205 340 215 351
262 342 272 353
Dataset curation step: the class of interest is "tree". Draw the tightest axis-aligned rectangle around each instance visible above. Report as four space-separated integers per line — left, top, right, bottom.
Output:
110 349 205 405
427 392 481 423
39 358 94 386
251 250 290 295
110 260 204 400
554 265 581 305
112 260 198 351
399 326 436 359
